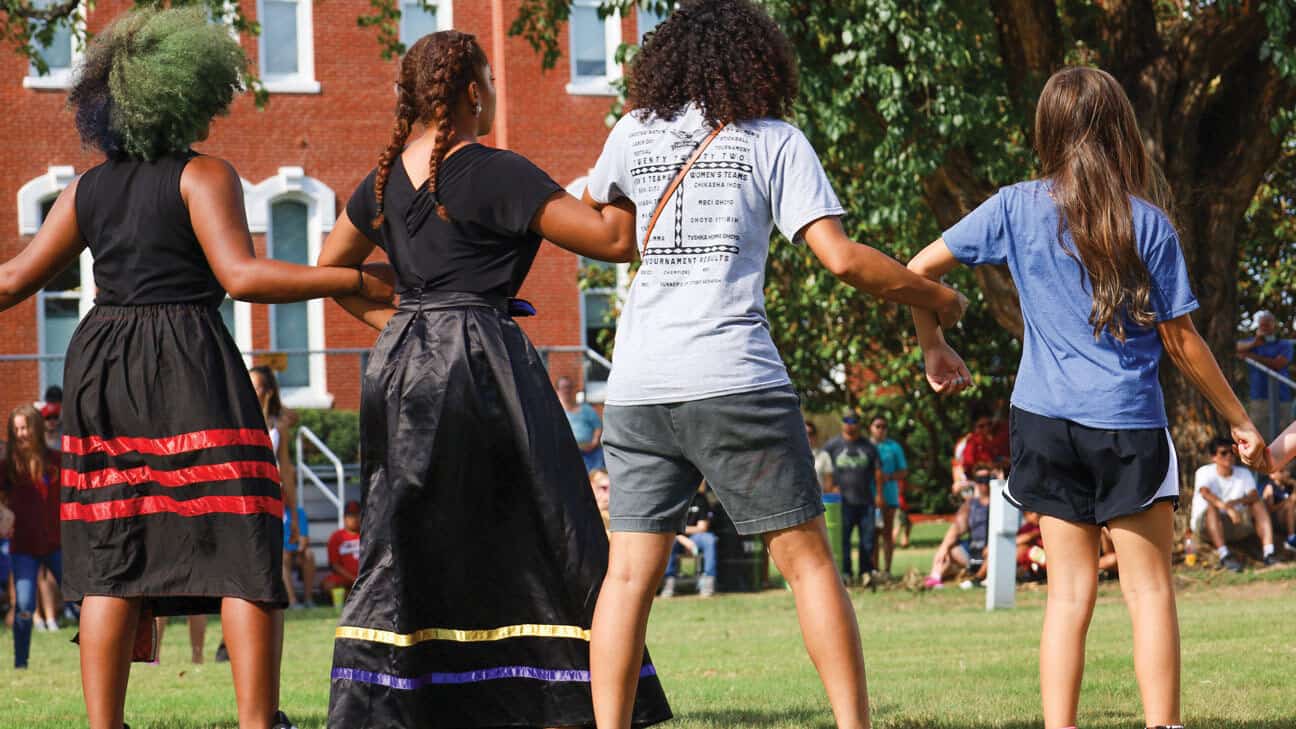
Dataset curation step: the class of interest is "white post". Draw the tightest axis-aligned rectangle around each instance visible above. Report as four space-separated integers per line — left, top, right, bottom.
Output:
986 478 1021 611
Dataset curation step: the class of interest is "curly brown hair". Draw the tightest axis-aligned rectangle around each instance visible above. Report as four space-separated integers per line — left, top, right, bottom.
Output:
372 30 488 228
628 0 798 127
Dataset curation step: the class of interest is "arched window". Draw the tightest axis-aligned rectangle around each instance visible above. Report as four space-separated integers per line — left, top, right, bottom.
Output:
244 167 335 408
19 167 90 390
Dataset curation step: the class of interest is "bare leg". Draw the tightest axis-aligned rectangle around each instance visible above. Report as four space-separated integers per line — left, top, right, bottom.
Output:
1107 503 1180 727
591 532 674 729
79 595 142 729
1282 499 1296 538
299 554 317 605
880 507 896 574
37 566 60 626
221 598 283 729
154 617 166 662
281 551 297 607
1037 517 1100 729
189 615 207 664
1202 507 1226 550
766 518 870 729
1250 500 1274 549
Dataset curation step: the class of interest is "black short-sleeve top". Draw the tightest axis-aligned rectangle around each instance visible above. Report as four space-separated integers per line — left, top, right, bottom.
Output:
346 144 563 298
74 152 225 307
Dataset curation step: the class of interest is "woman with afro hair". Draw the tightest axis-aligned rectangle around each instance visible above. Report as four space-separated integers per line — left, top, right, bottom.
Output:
315 29 670 729
582 1 969 727
0 8 392 729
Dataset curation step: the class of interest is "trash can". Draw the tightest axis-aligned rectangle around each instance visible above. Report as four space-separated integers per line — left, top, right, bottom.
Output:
712 501 765 593
822 492 843 572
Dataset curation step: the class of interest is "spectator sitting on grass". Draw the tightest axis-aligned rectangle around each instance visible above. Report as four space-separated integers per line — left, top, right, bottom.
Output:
1016 511 1045 581
1098 527 1118 578
1261 467 1296 552
1191 437 1276 572
321 500 362 599
925 465 993 589
660 482 718 599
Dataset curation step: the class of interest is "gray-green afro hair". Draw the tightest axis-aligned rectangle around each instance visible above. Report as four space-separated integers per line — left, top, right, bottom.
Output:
68 6 247 160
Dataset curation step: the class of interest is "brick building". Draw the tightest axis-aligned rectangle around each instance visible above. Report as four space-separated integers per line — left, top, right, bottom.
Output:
2 0 660 414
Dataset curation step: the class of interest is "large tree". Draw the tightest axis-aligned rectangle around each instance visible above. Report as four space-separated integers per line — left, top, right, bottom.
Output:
518 0 1296 491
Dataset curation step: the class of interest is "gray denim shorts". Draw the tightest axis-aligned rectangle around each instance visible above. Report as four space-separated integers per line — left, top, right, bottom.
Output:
603 385 824 535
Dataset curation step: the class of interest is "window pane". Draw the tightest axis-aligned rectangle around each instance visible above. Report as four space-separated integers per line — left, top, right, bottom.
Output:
270 200 310 387
400 1 438 45
42 297 80 388
571 4 606 78
219 298 236 338
28 0 72 72
262 0 300 75
638 6 666 43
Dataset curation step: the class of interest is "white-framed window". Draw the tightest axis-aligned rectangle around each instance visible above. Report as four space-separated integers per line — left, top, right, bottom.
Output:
18 167 91 390
637 3 668 43
400 0 452 46
244 167 335 408
257 0 319 94
24 0 82 90
567 0 621 96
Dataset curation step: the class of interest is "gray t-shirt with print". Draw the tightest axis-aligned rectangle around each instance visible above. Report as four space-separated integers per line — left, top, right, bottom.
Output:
586 105 844 405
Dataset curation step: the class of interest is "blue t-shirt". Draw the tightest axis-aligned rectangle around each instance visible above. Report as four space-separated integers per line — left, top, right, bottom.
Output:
565 403 602 446
943 180 1198 429
1245 338 1293 401
875 438 907 491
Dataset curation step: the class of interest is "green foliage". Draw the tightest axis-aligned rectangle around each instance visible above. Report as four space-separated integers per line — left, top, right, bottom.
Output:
293 408 361 465
1239 132 1296 330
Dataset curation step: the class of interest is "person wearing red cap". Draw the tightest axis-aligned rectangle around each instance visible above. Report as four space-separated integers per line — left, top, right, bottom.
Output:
322 502 362 601
38 403 60 453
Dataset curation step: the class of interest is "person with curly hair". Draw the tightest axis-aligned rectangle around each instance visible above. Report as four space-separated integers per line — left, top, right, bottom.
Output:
0 8 392 729
581 2 969 727
315 30 670 729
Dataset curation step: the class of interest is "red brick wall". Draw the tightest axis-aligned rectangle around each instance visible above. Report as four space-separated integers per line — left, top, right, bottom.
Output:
0 0 639 416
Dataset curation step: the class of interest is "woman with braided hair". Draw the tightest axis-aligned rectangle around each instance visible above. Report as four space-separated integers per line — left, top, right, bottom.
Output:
0 8 392 729
315 31 671 728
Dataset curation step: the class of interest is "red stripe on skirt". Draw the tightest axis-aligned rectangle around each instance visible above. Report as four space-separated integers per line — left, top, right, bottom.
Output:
62 495 285 522
62 428 274 457
64 461 282 490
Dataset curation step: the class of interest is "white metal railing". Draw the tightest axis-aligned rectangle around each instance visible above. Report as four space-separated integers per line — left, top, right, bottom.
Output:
296 425 347 529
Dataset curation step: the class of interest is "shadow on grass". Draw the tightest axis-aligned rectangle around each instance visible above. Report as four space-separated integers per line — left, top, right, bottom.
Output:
684 710 1295 729
138 713 328 729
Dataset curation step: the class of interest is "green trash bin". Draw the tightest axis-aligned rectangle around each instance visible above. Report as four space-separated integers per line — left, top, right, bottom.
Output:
822 493 843 573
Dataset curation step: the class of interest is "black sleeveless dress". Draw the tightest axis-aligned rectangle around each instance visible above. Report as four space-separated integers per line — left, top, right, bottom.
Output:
61 153 288 625
328 145 671 727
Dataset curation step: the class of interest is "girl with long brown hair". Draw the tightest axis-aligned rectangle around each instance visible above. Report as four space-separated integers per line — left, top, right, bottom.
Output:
909 66 1268 729
1 404 61 670
315 30 670 728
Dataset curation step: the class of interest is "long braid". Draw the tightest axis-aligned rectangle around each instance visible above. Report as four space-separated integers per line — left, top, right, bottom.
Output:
371 43 423 229
372 31 486 225
414 32 487 222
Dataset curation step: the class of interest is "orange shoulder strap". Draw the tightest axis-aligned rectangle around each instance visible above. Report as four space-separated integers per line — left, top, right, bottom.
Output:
640 124 726 256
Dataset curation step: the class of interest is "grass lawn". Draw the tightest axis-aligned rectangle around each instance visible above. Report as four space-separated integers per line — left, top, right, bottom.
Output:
3 523 1294 728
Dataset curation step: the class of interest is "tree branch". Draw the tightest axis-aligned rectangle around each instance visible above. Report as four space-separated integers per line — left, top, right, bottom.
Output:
1093 0 1161 80
988 0 1065 113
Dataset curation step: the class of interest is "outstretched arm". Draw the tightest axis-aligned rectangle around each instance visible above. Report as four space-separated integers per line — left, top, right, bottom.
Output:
185 157 392 304
318 211 398 332
801 217 967 327
530 190 637 263
907 238 973 394
1269 421 1296 470
1159 314 1268 471
0 179 87 312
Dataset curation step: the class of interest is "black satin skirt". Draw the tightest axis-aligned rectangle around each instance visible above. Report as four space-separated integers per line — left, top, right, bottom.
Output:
328 291 671 728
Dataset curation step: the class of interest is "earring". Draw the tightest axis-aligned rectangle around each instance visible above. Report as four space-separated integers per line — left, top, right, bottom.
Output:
474 103 482 115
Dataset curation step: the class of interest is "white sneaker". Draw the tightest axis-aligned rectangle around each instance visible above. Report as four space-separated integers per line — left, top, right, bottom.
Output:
698 575 716 598
959 579 975 590
659 577 676 598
